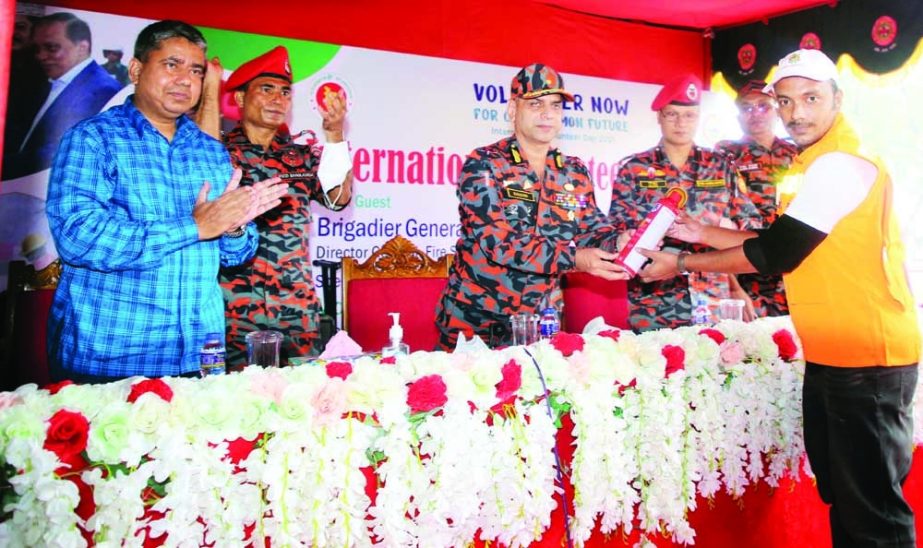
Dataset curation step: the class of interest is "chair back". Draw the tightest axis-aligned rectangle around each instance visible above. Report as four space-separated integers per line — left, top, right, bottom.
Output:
342 236 453 353
562 272 629 332
1 260 60 390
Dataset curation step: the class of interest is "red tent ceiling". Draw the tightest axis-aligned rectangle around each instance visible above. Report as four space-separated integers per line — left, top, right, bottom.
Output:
541 0 836 30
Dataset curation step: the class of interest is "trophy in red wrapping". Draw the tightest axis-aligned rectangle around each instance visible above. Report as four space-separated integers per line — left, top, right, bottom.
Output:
615 187 688 277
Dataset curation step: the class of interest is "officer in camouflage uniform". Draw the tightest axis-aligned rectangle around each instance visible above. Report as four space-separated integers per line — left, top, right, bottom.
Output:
218 46 353 366
435 63 629 350
610 74 762 331
714 79 798 317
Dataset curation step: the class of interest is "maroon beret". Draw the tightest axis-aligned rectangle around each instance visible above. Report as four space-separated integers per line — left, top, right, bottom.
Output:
737 79 772 101
224 46 292 92
651 74 702 111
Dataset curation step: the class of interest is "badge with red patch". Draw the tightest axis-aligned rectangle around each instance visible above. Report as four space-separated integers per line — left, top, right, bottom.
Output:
800 32 822 50
282 148 304 167
737 44 756 75
872 15 898 51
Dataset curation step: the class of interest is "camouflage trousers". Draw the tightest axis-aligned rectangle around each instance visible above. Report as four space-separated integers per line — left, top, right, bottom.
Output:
434 295 515 351
738 272 789 317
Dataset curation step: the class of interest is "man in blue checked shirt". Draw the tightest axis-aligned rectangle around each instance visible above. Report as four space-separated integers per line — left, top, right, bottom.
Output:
45 20 288 382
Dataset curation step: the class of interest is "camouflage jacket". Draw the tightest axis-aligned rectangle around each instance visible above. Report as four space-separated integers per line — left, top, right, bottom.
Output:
442 136 618 318
715 136 798 316
714 136 798 223
610 144 762 330
219 124 347 363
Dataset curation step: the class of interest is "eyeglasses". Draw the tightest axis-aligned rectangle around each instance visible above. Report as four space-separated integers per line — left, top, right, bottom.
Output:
741 103 773 115
661 110 699 123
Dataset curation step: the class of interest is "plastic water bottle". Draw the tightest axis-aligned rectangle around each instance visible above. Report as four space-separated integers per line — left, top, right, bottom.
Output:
538 296 560 339
200 333 226 376
692 294 711 326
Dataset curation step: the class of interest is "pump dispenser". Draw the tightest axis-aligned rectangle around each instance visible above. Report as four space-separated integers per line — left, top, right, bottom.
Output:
382 312 410 358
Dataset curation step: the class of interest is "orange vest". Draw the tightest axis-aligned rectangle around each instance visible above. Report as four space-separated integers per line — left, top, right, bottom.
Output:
782 114 920 367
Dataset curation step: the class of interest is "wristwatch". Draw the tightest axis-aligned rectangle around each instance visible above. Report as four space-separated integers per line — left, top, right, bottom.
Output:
225 226 246 238
677 251 691 274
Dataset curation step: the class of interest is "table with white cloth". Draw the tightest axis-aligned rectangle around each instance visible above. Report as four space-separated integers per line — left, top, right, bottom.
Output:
1 317 922 547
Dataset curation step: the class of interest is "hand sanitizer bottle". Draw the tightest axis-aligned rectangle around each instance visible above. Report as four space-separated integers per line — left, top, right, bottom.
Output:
382 312 410 358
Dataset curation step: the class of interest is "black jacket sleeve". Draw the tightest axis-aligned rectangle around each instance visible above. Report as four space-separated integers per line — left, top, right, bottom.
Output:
742 214 827 275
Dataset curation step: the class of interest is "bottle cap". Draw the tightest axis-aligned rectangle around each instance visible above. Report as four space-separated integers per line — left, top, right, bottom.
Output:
205 332 222 342
388 312 403 342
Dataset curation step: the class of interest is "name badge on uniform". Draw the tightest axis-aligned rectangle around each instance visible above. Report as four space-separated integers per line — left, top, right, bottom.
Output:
739 163 760 172
553 191 588 210
279 172 311 180
503 187 537 202
639 179 667 188
695 179 725 188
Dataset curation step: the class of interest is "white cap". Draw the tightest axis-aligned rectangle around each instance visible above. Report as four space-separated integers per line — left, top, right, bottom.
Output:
764 49 838 93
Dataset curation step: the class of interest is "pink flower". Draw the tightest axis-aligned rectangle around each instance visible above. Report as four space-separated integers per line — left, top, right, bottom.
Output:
0 393 23 412
772 329 798 361
662 344 686 377
570 356 592 385
311 379 348 426
249 369 288 404
597 329 622 342
325 361 353 380
127 379 174 403
699 328 726 345
720 341 745 365
551 332 585 357
407 374 448 414
495 360 522 401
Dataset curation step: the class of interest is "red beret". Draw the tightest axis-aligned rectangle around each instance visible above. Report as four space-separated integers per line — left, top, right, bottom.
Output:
221 46 292 121
224 46 292 92
650 74 702 111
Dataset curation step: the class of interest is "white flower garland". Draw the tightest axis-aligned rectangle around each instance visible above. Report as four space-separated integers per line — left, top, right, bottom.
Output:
0 317 914 546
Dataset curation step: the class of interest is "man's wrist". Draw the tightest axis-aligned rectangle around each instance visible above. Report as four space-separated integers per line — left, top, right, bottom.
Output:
225 225 246 238
677 251 690 274
323 128 344 143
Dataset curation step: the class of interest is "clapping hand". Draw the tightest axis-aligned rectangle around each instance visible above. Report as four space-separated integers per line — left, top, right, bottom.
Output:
192 169 289 240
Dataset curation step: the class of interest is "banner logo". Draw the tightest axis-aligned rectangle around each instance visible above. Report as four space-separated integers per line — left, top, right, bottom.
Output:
310 75 354 115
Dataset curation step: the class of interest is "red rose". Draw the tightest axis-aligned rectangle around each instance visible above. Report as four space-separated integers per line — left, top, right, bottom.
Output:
699 328 726 345
325 361 353 380
380 356 396 365
127 379 174 403
44 409 89 461
662 344 686 377
551 332 585 357
43 380 74 395
407 374 448 414
495 359 522 400
772 329 798 361
598 329 622 342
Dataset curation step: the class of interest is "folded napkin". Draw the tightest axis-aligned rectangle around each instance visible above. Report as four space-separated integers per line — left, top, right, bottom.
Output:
582 316 618 335
454 332 491 355
318 331 364 360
